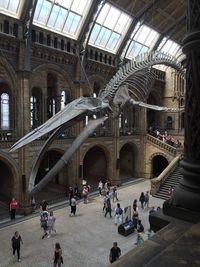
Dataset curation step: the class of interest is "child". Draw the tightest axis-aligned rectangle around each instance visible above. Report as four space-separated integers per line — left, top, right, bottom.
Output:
47 211 56 238
135 232 144 246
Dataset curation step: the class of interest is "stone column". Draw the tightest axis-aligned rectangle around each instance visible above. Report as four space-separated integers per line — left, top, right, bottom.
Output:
165 0 200 213
18 71 32 215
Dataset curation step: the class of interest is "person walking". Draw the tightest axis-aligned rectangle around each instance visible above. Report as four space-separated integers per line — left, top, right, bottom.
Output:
112 186 119 202
11 231 23 262
133 199 138 211
70 197 77 216
114 203 123 225
103 192 110 212
109 242 121 264
132 207 139 230
47 211 56 238
10 198 18 220
144 191 150 208
68 187 74 205
53 242 63 267
139 192 145 209
82 186 88 204
40 199 48 212
104 198 112 218
98 180 103 195
40 210 49 239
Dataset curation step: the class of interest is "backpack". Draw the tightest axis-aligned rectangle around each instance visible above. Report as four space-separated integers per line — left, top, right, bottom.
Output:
119 208 123 215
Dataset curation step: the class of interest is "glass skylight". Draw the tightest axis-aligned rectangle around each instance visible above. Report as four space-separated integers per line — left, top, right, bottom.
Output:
155 38 181 71
33 0 92 39
0 0 23 18
89 3 132 53
124 23 160 59
159 39 180 56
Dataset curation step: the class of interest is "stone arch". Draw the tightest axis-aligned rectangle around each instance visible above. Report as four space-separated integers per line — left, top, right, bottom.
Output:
31 63 75 98
149 152 169 178
119 142 138 181
83 74 107 97
0 56 18 96
0 151 19 204
34 148 69 201
82 144 110 187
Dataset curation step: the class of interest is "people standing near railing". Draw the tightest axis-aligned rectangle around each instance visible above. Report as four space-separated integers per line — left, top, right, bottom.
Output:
9 198 17 220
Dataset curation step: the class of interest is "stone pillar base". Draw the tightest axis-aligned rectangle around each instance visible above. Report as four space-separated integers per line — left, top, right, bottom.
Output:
17 206 32 216
163 199 200 223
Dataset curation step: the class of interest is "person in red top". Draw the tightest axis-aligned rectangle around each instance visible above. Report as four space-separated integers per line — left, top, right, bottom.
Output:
10 198 18 220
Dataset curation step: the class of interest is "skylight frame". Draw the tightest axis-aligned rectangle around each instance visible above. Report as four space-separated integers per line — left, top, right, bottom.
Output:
33 0 92 40
0 0 24 19
124 23 160 60
88 3 132 54
154 38 181 71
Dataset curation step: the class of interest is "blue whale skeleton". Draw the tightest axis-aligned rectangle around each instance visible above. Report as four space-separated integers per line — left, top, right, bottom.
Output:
10 51 185 196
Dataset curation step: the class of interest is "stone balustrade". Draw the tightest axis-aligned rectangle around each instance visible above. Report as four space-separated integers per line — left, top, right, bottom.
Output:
147 134 177 156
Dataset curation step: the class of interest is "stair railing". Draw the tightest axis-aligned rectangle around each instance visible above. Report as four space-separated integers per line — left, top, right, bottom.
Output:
150 155 181 195
147 134 177 156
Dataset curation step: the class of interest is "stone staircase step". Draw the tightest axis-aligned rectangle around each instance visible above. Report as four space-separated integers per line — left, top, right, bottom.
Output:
153 165 182 200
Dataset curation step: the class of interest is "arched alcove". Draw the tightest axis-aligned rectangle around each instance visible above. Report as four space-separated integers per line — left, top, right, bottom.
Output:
152 155 169 177
35 150 69 202
119 143 135 181
0 160 14 204
83 146 107 187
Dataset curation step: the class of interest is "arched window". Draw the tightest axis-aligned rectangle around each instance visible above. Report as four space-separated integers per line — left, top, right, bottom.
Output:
60 90 70 110
61 91 66 110
48 97 56 118
30 96 39 129
166 116 173 130
1 93 10 129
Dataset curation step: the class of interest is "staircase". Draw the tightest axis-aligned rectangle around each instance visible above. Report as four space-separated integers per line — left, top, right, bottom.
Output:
153 166 182 200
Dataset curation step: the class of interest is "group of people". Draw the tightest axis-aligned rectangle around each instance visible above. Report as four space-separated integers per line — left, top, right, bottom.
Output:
149 127 182 148
40 200 56 239
11 231 63 266
7 182 157 266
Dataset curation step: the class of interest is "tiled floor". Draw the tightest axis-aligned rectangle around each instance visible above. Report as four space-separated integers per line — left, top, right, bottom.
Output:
0 180 164 267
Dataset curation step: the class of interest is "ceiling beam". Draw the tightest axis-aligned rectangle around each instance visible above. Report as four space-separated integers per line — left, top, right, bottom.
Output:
152 15 186 51
116 0 162 61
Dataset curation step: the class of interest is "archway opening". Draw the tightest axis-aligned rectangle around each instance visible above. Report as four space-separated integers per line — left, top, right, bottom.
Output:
119 144 135 181
0 160 14 215
83 146 107 188
35 150 68 202
152 155 169 177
